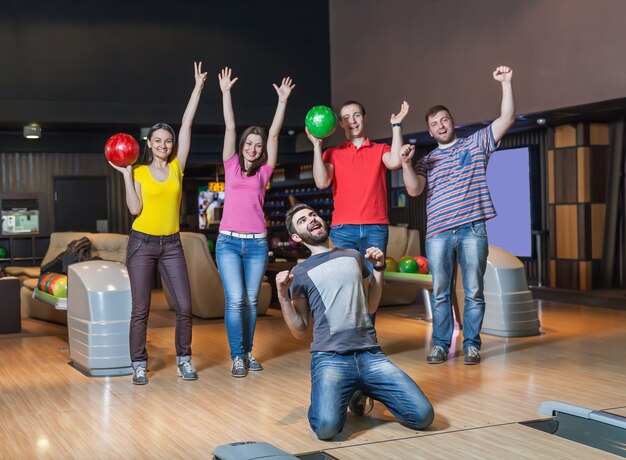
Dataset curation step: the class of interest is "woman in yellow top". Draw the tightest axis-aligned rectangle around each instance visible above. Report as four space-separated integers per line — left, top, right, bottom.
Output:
109 62 207 385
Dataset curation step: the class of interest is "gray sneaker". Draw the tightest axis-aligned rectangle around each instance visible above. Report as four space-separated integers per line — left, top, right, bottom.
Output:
245 353 263 371
427 345 448 364
231 357 247 378
348 390 374 416
177 361 198 380
132 366 148 385
464 346 481 365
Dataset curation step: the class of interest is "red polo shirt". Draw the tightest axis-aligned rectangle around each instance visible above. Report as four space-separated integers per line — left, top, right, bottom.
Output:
322 139 391 226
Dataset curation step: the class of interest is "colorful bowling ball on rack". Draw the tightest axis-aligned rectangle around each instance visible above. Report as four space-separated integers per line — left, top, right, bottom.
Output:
0 246 7 258
305 105 337 138
398 256 419 273
385 256 398 272
105 133 140 167
413 255 429 274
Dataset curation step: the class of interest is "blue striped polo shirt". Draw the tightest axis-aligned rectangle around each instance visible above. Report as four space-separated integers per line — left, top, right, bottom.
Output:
415 126 500 238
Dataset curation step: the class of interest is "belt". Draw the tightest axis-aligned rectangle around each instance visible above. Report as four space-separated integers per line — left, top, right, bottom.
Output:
219 230 267 239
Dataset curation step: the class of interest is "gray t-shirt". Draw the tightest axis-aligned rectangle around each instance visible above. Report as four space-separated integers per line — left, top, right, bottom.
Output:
289 248 379 353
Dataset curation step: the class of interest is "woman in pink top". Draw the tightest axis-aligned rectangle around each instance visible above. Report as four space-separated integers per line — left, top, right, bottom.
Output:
216 67 295 377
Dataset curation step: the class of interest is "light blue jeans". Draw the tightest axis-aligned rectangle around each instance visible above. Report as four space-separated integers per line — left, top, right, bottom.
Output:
308 348 434 440
425 221 489 352
216 234 268 359
329 224 389 272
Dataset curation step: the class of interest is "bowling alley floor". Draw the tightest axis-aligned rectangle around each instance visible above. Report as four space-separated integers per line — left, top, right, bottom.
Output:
1 292 625 458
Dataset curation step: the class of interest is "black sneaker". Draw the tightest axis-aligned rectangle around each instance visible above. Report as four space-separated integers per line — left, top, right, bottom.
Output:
177 361 198 380
231 357 247 378
132 366 148 385
464 346 481 365
245 353 263 371
348 390 374 416
426 345 448 364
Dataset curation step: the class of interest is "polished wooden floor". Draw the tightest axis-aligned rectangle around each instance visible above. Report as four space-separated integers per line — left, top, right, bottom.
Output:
1 293 625 459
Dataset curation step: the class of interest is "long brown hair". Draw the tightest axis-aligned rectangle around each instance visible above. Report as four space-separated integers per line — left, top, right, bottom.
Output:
238 126 268 176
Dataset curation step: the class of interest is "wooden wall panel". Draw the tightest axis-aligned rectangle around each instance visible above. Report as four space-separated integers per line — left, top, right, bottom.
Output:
550 260 557 288
555 259 579 289
554 148 577 203
548 205 556 259
577 204 591 260
556 204 578 259
590 123 610 145
554 125 576 148
577 147 590 202
591 204 606 259
590 146 609 203
579 261 592 290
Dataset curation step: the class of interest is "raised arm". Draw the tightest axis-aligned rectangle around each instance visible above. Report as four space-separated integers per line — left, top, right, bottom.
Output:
400 145 427 197
108 163 143 215
276 270 310 339
383 101 410 170
490 66 515 143
177 61 208 172
218 67 239 162
266 77 295 168
363 247 386 313
307 128 334 189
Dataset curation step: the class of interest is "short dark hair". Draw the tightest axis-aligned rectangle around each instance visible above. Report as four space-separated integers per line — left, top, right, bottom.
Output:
285 204 315 236
339 100 366 117
424 105 453 125
138 123 177 165
238 126 268 176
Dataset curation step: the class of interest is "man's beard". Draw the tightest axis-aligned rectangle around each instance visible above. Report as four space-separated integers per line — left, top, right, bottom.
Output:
298 221 329 245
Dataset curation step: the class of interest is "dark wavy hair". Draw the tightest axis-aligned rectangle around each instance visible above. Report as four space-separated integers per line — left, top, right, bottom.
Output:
136 123 177 165
238 126 268 176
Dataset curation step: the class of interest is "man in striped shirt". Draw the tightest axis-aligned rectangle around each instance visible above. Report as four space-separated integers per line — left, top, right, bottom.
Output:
401 66 515 365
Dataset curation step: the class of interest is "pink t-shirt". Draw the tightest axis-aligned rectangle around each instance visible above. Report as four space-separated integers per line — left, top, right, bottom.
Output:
219 154 274 233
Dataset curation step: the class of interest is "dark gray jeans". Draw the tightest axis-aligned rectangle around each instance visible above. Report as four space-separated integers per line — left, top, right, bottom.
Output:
127 230 192 368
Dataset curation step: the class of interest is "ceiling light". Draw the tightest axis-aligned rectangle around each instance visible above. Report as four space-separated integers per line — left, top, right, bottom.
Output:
536 118 547 125
23 123 41 139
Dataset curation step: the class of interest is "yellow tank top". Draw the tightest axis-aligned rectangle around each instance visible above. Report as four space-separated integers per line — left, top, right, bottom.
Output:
132 157 182 236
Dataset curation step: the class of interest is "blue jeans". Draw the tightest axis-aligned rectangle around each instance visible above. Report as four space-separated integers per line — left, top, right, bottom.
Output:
329 224 389 272
308 348 434 440
425 221 489 352
216 234 268 359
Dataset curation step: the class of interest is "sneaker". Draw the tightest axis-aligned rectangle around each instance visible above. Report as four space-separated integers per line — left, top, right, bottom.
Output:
245 353 263 371
177 361 198 380
132 366 148 385
426 345 448 364
348 390 374 416
464 346 481 365
231 357 247 378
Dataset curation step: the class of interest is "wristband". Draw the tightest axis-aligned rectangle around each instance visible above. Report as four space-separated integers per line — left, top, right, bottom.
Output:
391 123 402 128
372 263 387 272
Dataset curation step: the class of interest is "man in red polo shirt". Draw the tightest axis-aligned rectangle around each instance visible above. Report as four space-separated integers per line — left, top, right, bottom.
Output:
306 100 409 273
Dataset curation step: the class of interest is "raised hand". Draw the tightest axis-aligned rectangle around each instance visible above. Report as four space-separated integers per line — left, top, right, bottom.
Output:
273 77 296 102
390 101 410 125
108 161 133 176
399 144 415 164
218 67 239 93
493 65 513 83
305 127 323 147
364 247 385 268
275 270 294 295
194 61 208 87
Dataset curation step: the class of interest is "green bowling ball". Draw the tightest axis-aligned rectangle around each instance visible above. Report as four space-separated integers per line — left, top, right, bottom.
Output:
207 239 215 253
51 276 68 298
0 246 7 258
305 105 337 138
398 256 419 273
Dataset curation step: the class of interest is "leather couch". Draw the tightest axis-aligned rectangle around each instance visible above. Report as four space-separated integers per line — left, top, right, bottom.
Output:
379 225 423 306
162 232 271 319
7 232 128 324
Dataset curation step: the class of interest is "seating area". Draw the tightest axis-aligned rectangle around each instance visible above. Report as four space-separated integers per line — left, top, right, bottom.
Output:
4 231 272 324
